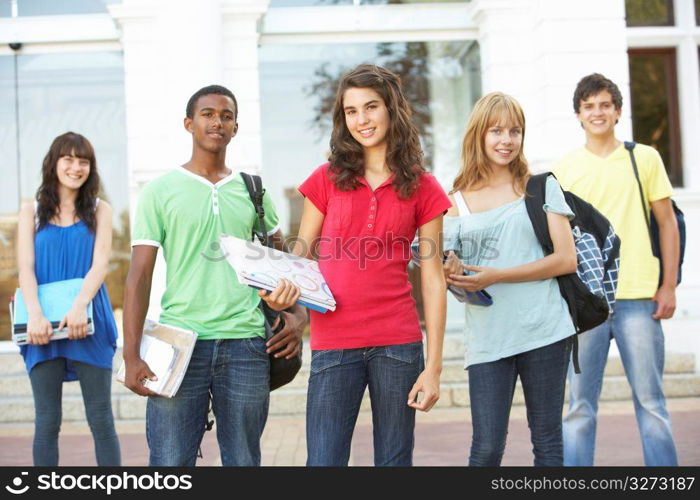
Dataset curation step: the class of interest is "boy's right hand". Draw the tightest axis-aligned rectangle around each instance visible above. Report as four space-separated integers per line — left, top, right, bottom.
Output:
442 252 463 283
124 357 158 397
26 314 52 345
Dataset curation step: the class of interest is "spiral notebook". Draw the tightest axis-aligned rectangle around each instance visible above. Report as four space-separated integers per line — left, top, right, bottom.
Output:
220 234 336 313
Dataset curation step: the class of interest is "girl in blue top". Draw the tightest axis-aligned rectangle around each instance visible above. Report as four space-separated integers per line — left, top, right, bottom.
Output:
16 132 120 466
443 93 577 466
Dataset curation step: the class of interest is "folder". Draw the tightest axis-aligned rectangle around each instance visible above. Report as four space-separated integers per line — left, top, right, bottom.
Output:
220 234 337 313
116 319 197 398
11 278 94 345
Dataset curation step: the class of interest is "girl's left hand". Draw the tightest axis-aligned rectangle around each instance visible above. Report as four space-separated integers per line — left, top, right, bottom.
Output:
259 278 302 312
59 303 89 340
408 369 440 412
447 264 501 292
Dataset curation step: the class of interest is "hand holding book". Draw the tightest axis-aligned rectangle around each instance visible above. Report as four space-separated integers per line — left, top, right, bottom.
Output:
258 278 301 312
11 278 96 345
58 301 91 340
24 314 53 345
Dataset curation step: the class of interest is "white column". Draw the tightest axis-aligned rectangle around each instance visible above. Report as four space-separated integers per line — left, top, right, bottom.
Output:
222 0 270 175
473 0 629 172
109 0 230 320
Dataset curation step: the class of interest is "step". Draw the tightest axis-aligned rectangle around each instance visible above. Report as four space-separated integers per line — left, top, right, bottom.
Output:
447 373 700 408
0 350 694 399
2 373 698 423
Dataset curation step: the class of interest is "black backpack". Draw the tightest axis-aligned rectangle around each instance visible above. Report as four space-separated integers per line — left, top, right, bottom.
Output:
525 173 621 373
239 172 302 391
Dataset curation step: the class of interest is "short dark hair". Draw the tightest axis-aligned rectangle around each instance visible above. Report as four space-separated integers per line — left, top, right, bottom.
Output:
573 73 623 113
186 84 238 119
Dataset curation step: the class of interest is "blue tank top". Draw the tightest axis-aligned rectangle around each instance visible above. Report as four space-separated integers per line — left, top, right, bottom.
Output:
20 217 118 381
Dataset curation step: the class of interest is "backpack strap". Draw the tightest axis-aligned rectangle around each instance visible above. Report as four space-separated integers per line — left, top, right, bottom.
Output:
240 171 269 247
524 173 553 253
624 141 653 243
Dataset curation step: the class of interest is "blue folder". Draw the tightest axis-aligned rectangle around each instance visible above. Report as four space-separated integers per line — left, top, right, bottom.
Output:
12 278 94 344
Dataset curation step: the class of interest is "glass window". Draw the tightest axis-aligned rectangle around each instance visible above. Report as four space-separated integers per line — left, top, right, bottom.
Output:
628 48 683 186
0 0 11 17
259 39 481 233
0 51 129 340
625 0 674 27
17 0 119 16
0 56 19 216
270 0 468 6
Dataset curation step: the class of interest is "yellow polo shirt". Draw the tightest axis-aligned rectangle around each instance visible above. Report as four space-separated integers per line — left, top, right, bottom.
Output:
551 143 673 299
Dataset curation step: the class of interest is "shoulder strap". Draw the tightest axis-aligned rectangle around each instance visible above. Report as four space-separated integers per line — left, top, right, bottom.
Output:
524 172 553 254
624 141 653 240
453 191 470 216
239 172 269 247
33 200 39 229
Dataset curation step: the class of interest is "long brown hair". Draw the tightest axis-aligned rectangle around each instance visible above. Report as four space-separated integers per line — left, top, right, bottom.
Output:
36 132 101 232
453 92 529 195
328 64 424 199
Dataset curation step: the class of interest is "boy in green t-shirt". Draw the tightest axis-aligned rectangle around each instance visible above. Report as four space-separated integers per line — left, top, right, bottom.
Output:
552 73 680 466
122 85 306 466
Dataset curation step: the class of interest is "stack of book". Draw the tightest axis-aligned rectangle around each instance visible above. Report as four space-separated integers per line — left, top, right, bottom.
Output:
117 319 197 398
10 278 94 345
220 234 336 313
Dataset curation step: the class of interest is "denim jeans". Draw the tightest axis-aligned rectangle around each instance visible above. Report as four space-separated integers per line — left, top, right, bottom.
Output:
563 299 678 466
468 337 571 466
29 357 121 466
146 337 270 466
306 341 424 466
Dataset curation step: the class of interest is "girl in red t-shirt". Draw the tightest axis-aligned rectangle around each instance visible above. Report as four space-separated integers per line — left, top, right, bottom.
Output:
294 64 451 466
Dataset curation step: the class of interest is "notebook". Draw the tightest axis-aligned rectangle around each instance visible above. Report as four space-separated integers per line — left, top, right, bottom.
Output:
116 319 197 398
220 234 337 313
11 278 95 345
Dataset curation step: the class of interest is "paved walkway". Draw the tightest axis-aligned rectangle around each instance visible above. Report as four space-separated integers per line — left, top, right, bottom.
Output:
1 398 698 466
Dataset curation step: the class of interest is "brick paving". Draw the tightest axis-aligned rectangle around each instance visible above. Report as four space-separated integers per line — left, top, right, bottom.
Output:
0 398 698 466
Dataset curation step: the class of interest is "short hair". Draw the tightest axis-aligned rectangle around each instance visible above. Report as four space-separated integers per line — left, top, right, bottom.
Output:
185 84 238 119
573 73 623 113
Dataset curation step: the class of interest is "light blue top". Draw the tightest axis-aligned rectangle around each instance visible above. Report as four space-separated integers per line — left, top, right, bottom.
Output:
444 175 576 368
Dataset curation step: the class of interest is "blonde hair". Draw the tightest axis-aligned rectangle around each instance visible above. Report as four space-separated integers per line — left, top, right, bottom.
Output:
452 92 529 195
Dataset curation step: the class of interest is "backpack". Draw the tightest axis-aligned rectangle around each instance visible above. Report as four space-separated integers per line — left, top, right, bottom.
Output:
239 171 302 391
524 173 621 373
624 141 686 286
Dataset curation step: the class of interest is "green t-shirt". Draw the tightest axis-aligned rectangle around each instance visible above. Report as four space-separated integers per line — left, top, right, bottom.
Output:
132 167 280 339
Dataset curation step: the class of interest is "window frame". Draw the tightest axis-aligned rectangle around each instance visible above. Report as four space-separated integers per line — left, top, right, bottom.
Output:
628 47 683 186
626 0 700 190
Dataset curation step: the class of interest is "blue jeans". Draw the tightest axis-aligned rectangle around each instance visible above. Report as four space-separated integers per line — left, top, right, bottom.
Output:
147 337 270 466
563 299 678 466
468 337 571 466
306 341 424 466
29 358 121 466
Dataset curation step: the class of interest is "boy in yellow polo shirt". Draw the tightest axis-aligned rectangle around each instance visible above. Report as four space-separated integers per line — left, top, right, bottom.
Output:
552 73 680 466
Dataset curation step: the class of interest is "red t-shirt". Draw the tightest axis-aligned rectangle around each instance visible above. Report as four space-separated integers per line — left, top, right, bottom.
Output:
298 163 452 350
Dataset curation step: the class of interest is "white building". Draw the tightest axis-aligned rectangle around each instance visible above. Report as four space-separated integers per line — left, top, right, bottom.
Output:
1 0 699 354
